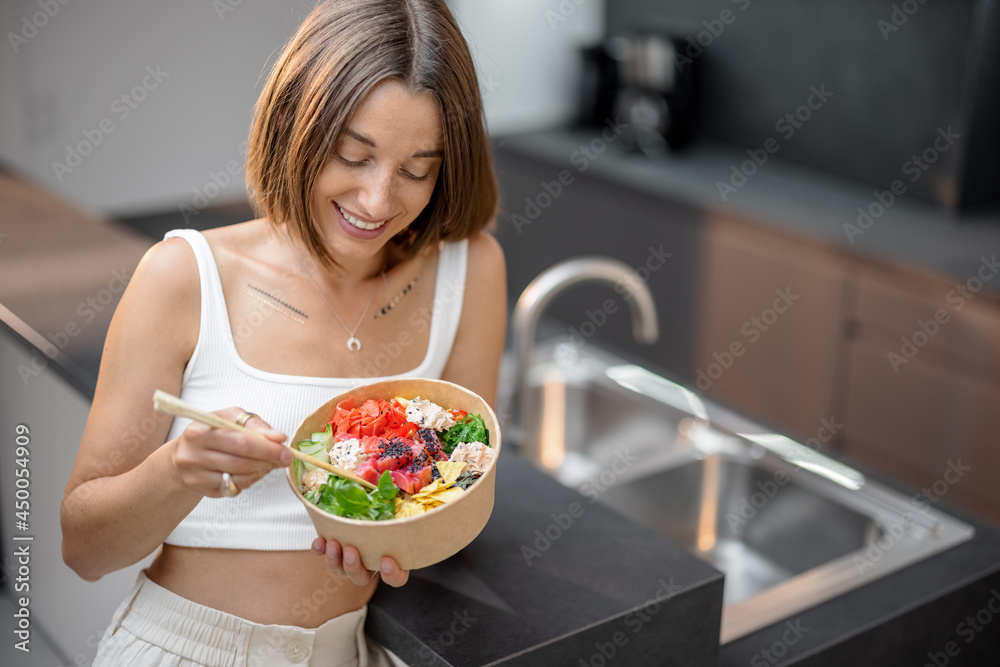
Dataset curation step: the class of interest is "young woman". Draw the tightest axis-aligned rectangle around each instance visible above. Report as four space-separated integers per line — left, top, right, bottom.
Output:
60 1 506 664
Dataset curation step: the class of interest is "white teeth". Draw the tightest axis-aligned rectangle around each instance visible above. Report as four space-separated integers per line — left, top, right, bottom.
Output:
338 205 385 231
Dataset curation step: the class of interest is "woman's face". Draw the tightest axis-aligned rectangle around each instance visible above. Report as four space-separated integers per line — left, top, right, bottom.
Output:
312 79 443 269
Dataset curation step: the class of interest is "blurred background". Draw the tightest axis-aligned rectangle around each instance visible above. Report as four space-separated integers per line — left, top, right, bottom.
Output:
1 0 999 664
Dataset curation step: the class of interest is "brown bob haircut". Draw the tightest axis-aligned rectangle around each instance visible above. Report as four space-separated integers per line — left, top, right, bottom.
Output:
246 0 498 268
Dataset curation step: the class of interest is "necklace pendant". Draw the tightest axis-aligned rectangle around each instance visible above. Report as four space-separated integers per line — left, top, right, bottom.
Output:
347 336 362 352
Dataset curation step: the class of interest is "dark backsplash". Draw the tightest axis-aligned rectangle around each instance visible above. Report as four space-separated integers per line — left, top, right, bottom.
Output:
605 0 999 212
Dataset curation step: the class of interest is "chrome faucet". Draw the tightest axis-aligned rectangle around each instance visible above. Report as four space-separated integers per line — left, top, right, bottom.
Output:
506 257 659 444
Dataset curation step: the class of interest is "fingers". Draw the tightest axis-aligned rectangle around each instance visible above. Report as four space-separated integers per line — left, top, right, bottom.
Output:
171 407 290 496
187 427 291 469
189 409 288 461
378 556 410 588
335 543 372 587
223 408 286 444
314 537 409 588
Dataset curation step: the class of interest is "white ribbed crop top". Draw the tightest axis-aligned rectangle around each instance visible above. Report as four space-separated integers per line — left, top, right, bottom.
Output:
161 229 467 550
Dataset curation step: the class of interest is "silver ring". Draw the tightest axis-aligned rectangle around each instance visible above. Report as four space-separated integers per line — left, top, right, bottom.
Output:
220 472 241 497
235 411 258 428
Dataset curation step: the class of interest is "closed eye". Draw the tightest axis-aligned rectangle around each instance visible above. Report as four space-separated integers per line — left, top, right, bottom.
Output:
335 154 366 167
402 169 432 182
336 152 433 181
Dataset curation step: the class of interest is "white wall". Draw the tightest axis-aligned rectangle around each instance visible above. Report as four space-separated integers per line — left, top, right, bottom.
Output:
0 2 27 176
2 0 315 217
449 0 605 134
0 0 604 217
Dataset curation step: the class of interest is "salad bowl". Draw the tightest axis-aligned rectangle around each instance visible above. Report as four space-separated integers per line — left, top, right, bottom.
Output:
286 377 501 571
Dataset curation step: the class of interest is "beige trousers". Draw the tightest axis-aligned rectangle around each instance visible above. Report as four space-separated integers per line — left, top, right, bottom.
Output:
93 572 407 667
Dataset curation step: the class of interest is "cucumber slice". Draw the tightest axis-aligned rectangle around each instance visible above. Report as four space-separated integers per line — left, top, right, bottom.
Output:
298 440 330 471
311 424 334 450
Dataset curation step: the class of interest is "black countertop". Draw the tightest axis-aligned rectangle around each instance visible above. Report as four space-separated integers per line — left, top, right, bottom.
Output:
369 449 724 666
369 448 1000 666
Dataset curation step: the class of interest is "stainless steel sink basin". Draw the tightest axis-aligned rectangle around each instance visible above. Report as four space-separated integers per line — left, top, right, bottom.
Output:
599 455 876 606
500 340 976 643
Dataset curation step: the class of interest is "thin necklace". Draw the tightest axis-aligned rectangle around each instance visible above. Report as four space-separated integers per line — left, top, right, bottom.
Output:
303 268 384 352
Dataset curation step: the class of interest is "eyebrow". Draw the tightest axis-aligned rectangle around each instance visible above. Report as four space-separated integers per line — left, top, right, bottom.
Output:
344 128 443 159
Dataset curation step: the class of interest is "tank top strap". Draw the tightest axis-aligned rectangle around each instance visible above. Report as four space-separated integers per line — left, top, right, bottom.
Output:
163 229 232 383
426 239 468 373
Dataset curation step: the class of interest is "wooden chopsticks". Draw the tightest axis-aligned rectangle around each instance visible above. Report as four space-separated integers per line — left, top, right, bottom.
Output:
152 390 377 490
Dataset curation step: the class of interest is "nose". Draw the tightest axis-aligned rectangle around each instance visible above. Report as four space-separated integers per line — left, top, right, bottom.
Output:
356 167 394 221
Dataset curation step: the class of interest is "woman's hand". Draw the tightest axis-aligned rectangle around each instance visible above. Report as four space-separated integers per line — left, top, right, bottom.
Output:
311 536 410 588
170 408 290 497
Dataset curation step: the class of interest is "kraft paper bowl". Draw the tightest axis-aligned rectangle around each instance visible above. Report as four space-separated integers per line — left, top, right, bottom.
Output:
286 378 501 571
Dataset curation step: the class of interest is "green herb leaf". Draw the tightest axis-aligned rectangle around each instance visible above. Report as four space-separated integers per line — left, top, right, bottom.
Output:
374 470 398 502
306 471 397 521
334 479 372 515
439 413 490 454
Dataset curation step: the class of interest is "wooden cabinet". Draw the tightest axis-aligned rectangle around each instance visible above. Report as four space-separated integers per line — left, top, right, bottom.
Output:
843 263 1000 524
693 213 851 442
694 215 1000 525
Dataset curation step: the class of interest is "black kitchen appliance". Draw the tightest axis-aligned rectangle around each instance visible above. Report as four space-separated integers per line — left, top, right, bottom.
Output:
577 33 695 153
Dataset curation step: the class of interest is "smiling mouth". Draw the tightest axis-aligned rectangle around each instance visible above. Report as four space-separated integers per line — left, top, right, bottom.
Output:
338 204 387 231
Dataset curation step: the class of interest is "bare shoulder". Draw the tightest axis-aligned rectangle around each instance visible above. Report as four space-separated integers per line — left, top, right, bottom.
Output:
466 230 505 269
88 236 202 387
464 230 506 289
126 235 200 321
135 235 199 288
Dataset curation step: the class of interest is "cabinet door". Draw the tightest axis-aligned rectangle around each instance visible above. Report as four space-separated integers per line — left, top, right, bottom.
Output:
854 264 1000 383
844 265 1000 525
842 337 1000 525
693 214 850 441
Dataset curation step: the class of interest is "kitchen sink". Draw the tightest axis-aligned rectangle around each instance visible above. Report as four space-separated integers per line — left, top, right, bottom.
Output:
500 340 976 643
